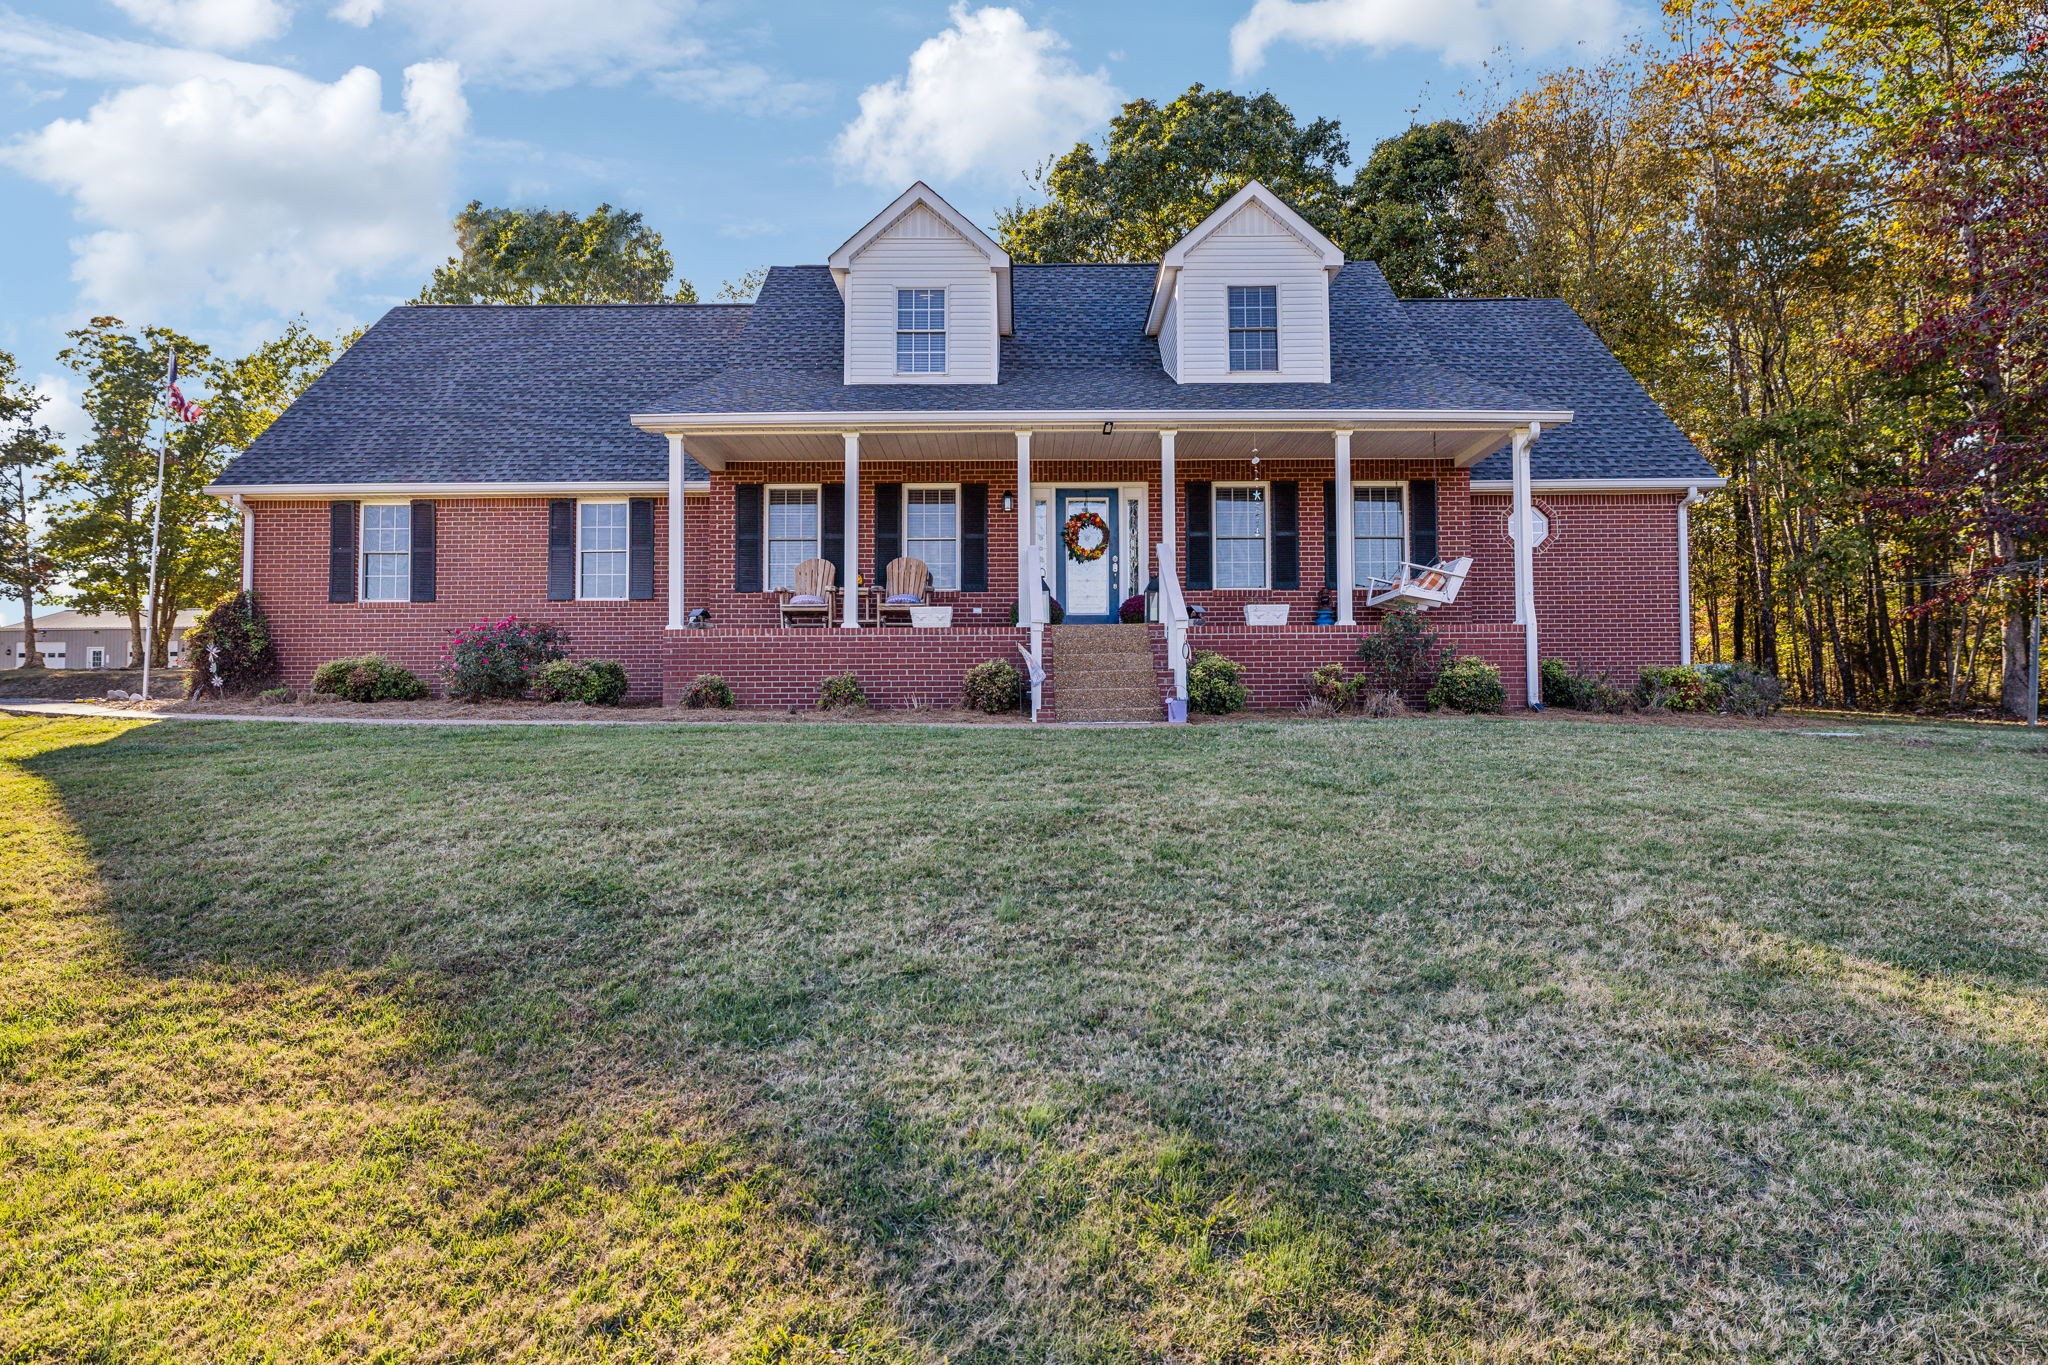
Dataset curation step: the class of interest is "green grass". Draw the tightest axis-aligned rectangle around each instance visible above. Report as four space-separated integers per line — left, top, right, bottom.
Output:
3 713 2046 1362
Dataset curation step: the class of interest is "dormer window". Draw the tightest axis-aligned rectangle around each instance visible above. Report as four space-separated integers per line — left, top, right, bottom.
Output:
896 288 947 374
1228 286 1279 372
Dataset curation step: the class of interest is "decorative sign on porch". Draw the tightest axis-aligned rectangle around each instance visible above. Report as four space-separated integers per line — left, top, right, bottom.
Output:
1063 509 1109 563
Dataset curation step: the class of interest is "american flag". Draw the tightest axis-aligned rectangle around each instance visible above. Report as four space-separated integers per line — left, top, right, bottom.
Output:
166 353 204 424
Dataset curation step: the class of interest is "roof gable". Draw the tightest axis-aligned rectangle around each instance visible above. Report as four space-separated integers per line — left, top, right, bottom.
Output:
1147 181 1344 335
828 181 1012 334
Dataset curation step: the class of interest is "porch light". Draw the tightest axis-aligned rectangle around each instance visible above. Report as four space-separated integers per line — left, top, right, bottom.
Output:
1102 421 1114 436
1001 490 1015 513
1144 574 1159 623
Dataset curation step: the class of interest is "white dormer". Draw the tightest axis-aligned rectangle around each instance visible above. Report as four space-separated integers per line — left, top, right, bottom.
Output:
829 182 1011 386
1145 181 1343 385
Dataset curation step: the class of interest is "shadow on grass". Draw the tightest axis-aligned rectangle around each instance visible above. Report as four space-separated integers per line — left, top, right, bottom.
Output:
10 715 2048 1361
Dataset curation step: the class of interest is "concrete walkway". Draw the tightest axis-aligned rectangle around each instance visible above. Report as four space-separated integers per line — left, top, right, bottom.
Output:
0 699 1150 729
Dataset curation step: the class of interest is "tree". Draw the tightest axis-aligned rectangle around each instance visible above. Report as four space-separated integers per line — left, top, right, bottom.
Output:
716 267 769 303
997 84 1350 262
0 353 59 671
417 202 699 305
1341 121 1500 297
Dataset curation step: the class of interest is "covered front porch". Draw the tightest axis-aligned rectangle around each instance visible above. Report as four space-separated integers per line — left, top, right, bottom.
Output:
649 419 1555 714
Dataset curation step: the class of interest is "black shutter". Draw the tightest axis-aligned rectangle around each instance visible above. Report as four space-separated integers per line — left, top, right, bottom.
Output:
328 501 358 603
1409 479 1439 567
547 499 575 601
960 483 988 592
821 483 846 586
733 484 764 592
873 481 903 581
1271 480 1299 591
409 500 436 603
1323 479 1338 589
628 497 655 600
1184 480 1213 591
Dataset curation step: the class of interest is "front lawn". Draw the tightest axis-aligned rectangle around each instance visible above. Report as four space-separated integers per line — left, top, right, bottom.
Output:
3 714 2045 1361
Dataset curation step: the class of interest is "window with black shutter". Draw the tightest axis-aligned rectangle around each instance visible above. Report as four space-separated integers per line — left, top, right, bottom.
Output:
1184 480 1213 590
328 501 358 603
409 500 436 603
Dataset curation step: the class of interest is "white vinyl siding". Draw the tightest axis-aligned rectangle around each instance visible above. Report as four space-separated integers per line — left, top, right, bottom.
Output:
361 503 411 602
1169 200 1332 383
1213 484 1267 590
1158 292 1180 380
895 289 946 373
842 203 998 384
904 486 959 590
1353 485 1406 585
766 486 821 592
578 501 629 600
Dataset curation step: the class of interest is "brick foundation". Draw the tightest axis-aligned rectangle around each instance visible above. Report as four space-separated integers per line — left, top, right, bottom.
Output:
1150 622 1529 711
663 626 1038 711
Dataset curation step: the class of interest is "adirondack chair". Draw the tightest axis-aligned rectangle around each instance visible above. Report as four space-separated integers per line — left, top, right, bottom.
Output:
1363 555 1473 612
778 558 838 627
877 557 932 627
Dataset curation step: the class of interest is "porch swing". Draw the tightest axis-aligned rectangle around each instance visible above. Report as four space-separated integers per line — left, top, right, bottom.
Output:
1363 556 1474 612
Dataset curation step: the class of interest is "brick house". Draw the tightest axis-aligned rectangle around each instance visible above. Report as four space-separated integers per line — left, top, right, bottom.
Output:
208 181 1723 717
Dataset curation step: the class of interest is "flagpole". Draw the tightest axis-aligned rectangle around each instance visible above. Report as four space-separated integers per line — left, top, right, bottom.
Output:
140 350 174 702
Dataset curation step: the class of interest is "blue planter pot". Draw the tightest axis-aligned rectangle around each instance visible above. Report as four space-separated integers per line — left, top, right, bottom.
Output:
1314 609 1336 625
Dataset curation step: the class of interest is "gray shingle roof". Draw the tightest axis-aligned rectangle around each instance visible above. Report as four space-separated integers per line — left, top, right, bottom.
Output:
214 265 1713 488
1401 298 1717 483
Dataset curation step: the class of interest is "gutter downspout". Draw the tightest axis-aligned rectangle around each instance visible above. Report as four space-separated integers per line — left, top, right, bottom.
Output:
1678 486 1702 666
227 494 252 592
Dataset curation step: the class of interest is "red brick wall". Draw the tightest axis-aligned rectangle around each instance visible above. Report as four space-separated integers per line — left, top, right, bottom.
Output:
663 627 1036 711
1469 492 1685 684
1150 622 1529 711
248 498 671 699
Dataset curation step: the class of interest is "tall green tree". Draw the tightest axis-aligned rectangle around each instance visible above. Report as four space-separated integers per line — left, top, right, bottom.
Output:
417 202 699 305
1341 121 1500 297
997 85 1350 262
0 352 59 670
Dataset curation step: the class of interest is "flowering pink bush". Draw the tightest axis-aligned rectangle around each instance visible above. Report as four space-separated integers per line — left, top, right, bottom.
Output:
443 616 568 700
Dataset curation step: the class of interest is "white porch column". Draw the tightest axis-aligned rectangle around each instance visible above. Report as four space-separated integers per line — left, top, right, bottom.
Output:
1015 430 1033 625
1678 486 1699 665
666 433 686 629
1511 423 1542 708
232 495 253 591
1158 430 1177 579
841 432 861 628
1333 430 1355 626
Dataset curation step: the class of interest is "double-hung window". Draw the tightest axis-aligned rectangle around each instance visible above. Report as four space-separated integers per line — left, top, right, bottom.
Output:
1228 286 1278 372
896 288 946 373
361 503 412 601
766 486 821 591
578 501 629 600
1214 484 1268 590
1353 486 1407 585
904 486 959 590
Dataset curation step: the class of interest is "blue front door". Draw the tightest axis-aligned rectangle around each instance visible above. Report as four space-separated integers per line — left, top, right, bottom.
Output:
1054 489 1119 622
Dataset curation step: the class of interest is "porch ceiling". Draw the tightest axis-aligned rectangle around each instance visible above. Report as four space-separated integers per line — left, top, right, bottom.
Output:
685 424 1513 470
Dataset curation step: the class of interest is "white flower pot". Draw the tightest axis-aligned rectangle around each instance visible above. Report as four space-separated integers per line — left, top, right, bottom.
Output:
909 605 954 628
1243 603 1291 626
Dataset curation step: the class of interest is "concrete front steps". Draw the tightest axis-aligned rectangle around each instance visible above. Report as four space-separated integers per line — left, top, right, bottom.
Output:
1047 624 1164 722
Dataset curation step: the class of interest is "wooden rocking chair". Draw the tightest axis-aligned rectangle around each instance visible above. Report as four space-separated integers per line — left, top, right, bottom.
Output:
778 558 838 627
877 557 932 627
1363 555 1473 612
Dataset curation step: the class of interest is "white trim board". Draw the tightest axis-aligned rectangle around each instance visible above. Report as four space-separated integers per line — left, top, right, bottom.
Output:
632 408 1575 436
207 481 710 499
1468 477 1726 494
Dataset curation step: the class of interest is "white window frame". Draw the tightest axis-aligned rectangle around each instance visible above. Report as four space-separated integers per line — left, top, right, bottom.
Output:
576 498 630 602
765 484 824 592
1351 481 1410 587
359 499 412 603
1211 481 1271 591
901 483 962 592
895 287 947 375
1227 284 1280 373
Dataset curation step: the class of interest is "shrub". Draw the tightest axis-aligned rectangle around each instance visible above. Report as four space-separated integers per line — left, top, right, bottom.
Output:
257 686 293 705
444 616 568 700
1356 606 1449 700
1119 594 1147 624
582 660 628 706
1700 661 1783 717
1635 664 1720 713
684 673 734 709
1306 663 1349 709
311 654 427 703
182 590 281 698
1541 657 1627 713
1187 650 1248 715
1348 680 1407 717
963 659 1023 713
819 673 866 709
1427 656 1505 713
532 659 628 705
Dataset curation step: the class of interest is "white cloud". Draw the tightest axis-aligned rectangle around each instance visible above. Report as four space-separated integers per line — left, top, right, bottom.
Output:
655 62 828 117
110 0 295 51
30 373 86 447
1230 0 1626 73
1 52 466 320
834 4 1120 187
331 0 702 91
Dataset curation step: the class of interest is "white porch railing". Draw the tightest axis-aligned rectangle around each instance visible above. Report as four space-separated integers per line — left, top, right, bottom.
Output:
1157 541 1190 714
1017 541 1048 722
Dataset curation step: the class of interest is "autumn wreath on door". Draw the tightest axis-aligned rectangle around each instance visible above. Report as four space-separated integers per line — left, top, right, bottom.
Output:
1063 509 1110 562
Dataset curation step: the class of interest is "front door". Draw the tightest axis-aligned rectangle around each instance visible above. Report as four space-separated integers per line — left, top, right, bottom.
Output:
1054 489 1120 623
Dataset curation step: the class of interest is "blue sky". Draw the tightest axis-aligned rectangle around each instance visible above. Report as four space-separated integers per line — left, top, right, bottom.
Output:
0 0 1633 453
